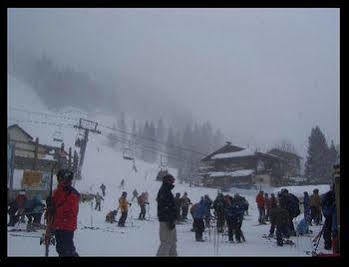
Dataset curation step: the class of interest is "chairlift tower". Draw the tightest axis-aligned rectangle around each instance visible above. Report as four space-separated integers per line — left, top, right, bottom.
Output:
74 118 101 181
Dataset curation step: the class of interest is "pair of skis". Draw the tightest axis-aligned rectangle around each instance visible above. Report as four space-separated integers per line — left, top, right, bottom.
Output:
39 163 57 256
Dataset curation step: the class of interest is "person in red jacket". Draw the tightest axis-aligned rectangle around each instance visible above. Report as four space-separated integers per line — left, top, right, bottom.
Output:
264 193 272 222
48 169 80 257
256 191 266 224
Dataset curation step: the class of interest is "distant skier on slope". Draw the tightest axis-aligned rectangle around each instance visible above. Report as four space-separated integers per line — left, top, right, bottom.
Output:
95 192 104 211
105 210 118 223
118 192 130 227
100 183 106 197
138 192 149 220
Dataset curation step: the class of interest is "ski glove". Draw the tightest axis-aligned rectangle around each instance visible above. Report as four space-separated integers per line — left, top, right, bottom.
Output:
168 221 176 230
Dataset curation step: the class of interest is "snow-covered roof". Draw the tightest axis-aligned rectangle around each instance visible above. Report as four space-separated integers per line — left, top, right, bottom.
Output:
212 148 255 159
208 169 254 178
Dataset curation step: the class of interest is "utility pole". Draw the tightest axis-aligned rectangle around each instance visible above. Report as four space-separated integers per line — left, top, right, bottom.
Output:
74 118 101 181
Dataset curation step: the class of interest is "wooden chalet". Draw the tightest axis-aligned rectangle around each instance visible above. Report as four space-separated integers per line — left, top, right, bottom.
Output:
267 148 302 177
199 142 286 189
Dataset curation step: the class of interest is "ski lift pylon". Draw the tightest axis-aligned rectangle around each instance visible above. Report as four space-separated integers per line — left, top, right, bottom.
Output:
123 141 134 161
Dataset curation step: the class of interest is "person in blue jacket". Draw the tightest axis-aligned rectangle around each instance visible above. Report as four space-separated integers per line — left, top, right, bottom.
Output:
193 197 210 242
296 218 312 235
224 194 245 243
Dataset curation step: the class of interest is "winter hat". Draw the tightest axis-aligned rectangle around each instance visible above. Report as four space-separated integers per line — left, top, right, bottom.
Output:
122 191 127 196
57 169 74 182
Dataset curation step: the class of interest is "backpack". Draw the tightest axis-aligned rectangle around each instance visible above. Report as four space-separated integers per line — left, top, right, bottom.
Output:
289 194 300 218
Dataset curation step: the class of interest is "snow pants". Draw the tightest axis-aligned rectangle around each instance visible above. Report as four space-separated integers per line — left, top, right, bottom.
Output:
304 207 311 224
258 207 265 223
54 229 79 257
181 205 189 220
193 218 205 241
139 204 146 220
95 202 101 211
323 215 333 250
156 222 177 256
118 211 128 226
216 211 225 233
311 206 321 225
276 224 288 246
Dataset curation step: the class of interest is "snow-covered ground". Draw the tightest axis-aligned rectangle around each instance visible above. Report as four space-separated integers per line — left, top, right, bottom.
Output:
7 74 332 256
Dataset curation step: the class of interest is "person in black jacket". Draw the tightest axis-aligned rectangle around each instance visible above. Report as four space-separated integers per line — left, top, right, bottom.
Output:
213 193 226 233
279 189 299 236
269 202 290 246
156 174 178 256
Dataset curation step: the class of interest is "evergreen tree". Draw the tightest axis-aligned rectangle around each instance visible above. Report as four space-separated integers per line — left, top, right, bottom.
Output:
328 140 338 169
304 126 331 183
149 121 157 163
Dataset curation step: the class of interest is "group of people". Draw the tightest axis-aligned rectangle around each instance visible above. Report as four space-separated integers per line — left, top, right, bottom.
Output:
105 189 150 226
259 186 338 251
7 190 46 231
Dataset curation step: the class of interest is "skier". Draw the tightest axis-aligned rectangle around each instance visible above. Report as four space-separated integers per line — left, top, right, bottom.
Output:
213 193 226 233
241 196 249 216
24 194 45 231
105 210 118 223
269 201 290 246
138 192 149 220
7 199 19 226
118 192 130 227
190 203 197 232
174 193 182 223
310 189 322 225
270 193 277 209
48 169 80 257
279 189 300 236
16 190 28 223
180 192 191 221
100 183 106 197
233 193 246 242
303 191 311 224
321 183 336 250
131 189 139 202
224 195 235 242
156 174 178 256
203 194 213 228
256 191 266 224
296 217 312 236
120 179 125 189
192 197 209 242
95 192 104 211
264 193 271 222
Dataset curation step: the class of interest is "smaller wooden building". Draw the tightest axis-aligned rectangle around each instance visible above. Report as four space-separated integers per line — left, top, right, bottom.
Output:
199 142 286 189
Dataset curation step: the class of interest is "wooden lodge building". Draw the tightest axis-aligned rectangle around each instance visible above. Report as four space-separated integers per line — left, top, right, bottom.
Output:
199 142 288 189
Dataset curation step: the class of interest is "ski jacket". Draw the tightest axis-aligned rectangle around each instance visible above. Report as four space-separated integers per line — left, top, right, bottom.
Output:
180 196 191 208
303 194 310 210
193 200 210 219
156 183 177 222
138 194 149 206
16 194 27 209
52 183 80 232
225 200 245 220
269 207 289 226
321 190 335 217
119 197 129 213
95 194 104 203
256 194 265 208
310 194 321 208
264 197 272 210
270 196 277 209
296 218 309 235
213 196 225 213
279 193 300 218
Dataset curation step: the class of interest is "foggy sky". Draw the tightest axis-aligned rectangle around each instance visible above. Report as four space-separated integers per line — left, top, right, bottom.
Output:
8 8 340 159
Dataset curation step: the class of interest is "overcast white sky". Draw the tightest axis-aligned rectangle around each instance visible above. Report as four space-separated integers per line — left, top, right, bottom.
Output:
8 8 340 159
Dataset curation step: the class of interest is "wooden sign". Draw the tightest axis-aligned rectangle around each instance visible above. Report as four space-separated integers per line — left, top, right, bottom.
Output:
22 170 44 190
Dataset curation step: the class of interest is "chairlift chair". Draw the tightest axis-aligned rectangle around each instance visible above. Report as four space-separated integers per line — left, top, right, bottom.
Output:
53 130 63 143
123 148 134 161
